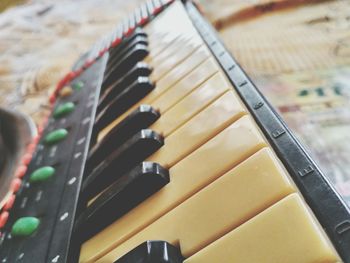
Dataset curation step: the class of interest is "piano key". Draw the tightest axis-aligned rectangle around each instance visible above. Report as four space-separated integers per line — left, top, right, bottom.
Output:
98 45 211 138
150 72 232 137
107 35 148 72
98 61 220 142
144 44 209 102
150 58 217 113
146 0 155 16
95 77 155 132
134 7 142 25
108 33 148 67
95 81 240 174
143 1 197 39
88 105 160 171
114 241 183 263
152 0 163 14
147 90 246 167
128 13 136 32
122 17 130 35
95 72 236 172
80 116 267 262
109 27 123 48
185 194 340 263
139 3 149 26
148 39 202 80
99 62 152 110
93 148 297 261
116 27 147 46
144 35 194 68
103 44 149 88
147 30 183 56
76 162 169 242
82 129 163 201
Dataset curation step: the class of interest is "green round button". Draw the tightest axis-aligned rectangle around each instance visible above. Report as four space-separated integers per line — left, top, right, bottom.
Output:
30 166 55 183
53 102 75 119
72 81 84 91
11 217 40 237
44 128 68 145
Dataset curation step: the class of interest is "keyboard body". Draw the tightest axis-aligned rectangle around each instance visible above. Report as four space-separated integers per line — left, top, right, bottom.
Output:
0 1 349 263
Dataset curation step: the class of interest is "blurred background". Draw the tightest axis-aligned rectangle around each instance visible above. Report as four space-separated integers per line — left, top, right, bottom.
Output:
0 0 349 205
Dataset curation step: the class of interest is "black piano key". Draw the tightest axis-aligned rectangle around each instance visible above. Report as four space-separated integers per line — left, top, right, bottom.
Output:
109 27 147 61
99 62 152 110
107 35 148 72
114 241 184 263
103 44 149 89
105 37 149 87
82 129 163 200
75 162 169 241
95 76 154 132
88 105 160 171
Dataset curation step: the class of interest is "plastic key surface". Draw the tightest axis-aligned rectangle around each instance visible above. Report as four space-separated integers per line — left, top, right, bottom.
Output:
107 35 148 72
185 194 340 263
99 62 152 110
95 77 155 132
114 241 183 263
147 90 246 168
89 105 160 171
80 116 267 262
98 45 211 139
103 44 149 89
96 148 296 261
150 72 232 137
112 27 147 49
76 162 169 241
82 129 164 201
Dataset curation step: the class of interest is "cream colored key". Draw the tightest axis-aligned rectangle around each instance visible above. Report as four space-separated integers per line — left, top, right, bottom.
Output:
101 35 189 97
98 45 212 139
95 148 296 262
146 35 186 63
146 35 196 67
150 72 231 137
148 33 182 58
151 58 218 114
186 194 340 263
144 2 198 39
91 77 239 203
151 40 202 81
148 90 246 167
80 115 267 262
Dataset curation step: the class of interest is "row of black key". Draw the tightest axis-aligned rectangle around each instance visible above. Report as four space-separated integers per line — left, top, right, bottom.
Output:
75 27 170 248
81 0 173 68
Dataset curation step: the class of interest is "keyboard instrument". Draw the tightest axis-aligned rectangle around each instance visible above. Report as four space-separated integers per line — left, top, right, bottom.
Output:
0 0 349 262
